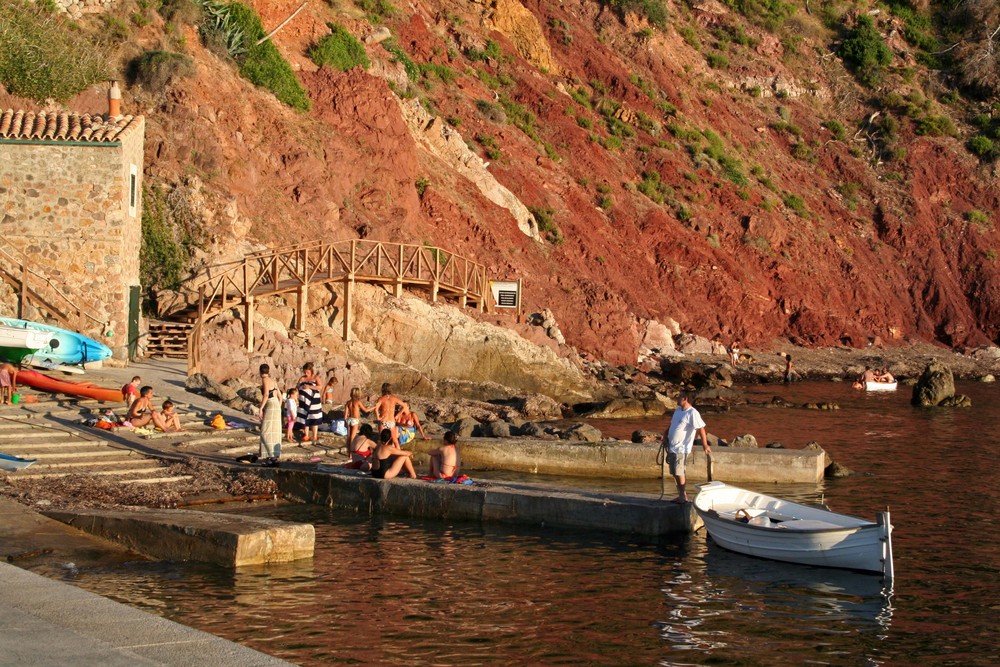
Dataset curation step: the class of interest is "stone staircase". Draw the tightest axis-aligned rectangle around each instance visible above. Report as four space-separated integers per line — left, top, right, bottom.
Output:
0 409 190 484
0 394 340 489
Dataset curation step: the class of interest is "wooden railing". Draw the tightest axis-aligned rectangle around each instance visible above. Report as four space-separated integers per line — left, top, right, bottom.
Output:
187 240 488 373
0 242 106 334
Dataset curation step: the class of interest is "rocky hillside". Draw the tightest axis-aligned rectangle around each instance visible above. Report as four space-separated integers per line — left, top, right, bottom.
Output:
3 0 999 366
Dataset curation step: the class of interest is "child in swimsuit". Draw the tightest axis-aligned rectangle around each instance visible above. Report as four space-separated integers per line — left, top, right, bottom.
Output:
344 387 372 454
121 376 141 408
285 387 298 442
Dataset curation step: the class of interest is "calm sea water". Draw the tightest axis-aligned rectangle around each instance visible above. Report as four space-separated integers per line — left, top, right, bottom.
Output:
29 381 1000 666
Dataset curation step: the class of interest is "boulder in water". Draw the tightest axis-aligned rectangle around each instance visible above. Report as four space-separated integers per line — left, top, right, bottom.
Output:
912 362 958 407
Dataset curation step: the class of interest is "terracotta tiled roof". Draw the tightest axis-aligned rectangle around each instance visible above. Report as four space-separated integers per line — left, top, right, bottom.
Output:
0 109 138 143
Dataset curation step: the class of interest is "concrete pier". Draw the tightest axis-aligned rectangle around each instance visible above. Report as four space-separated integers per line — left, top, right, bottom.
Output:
406 438 828 484
44 508 315 567
0 562 293 666
266 467 699 537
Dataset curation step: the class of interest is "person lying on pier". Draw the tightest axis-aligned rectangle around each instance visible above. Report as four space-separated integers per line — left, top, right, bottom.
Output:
156 400 183 432
427 430 460 479
371 428 417 480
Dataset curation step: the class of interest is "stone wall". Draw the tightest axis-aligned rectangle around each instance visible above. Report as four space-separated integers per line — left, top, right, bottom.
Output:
0 119 144 359
50 0 118 19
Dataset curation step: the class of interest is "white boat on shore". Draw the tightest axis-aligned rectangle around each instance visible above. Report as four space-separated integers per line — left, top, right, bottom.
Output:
865 381 897 391
0 324 51 353
694 481 894 579
0 452 37 472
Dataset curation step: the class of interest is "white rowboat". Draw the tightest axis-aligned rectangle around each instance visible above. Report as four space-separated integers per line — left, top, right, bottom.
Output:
694 481 894 579
865 381 897 391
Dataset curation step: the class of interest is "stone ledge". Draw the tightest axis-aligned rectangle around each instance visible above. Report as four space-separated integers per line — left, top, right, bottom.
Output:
267 467 699 537
405 438 827 484
44 508 314 567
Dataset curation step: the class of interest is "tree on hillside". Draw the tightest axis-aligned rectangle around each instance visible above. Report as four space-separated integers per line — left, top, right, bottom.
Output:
949 0 1000 96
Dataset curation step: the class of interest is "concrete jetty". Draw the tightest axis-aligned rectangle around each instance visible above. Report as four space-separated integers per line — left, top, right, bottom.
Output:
0 562 293 666
263 466 699 537
44 508 315 567
406 438 828 484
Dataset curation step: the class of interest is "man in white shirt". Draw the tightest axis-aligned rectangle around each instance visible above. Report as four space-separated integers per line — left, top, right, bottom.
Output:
664 391 711 504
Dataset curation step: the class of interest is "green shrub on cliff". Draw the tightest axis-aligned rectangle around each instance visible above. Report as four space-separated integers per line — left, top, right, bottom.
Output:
603 0 668 29
129 50 195 91
140 184 204 312
200 1 310 111
309 23 369 71
0 0 110 103
840 15 893 87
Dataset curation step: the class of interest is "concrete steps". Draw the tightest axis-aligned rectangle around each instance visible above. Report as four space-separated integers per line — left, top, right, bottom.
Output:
0 413 180 485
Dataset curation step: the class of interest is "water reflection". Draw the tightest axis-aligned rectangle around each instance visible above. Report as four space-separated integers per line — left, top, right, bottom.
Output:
17 381 1000 666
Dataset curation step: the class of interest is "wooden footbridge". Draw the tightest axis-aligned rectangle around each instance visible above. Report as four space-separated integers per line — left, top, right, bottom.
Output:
187 239 489 373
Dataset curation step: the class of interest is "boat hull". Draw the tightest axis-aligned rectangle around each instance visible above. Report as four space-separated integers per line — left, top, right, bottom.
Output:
695 482 893 577
0 452 37 472
865 381 897 391
16 369 123 403
0 324 51 351
0 318 112 365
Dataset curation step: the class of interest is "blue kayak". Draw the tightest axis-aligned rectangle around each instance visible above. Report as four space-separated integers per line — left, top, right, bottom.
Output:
0 317 112 366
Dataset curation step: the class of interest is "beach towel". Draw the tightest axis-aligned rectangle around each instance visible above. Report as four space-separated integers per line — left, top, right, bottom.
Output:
260 395 282 458
419 474 473 485
296 385 323 428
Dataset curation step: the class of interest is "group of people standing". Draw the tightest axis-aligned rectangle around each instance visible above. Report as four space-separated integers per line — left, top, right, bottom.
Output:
256 364 453 475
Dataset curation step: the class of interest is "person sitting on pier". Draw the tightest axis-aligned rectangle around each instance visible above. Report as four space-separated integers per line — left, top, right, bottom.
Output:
127 386 156 427
121 375 141 408
347 423 377 471
427 430 460 479
156 400 183 432
371 428 417 480
396 404 429 445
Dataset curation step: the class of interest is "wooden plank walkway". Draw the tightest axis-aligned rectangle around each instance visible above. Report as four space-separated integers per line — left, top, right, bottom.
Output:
186 239 489 373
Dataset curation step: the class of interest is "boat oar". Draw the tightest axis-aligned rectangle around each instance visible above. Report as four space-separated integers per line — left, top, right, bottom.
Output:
707 451 714 482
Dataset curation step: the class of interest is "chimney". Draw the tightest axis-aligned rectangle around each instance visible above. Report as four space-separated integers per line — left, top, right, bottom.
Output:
108 80 122 118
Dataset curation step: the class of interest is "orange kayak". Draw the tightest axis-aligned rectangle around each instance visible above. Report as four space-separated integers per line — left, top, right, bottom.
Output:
17 369 124 403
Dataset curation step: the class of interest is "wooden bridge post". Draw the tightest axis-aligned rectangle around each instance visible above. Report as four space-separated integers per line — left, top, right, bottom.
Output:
395 244 404 297
431 280 439 303
342 275 353 341
244 294 255 352
296 283 308 330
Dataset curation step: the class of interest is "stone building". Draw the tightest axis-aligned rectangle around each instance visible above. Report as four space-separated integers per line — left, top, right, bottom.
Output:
0 85 145 360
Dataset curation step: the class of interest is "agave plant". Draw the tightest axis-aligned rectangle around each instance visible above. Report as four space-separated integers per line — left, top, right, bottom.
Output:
197 0 247 59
